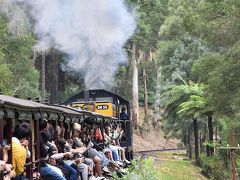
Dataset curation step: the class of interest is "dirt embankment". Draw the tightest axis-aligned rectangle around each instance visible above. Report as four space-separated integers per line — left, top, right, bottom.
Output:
133 130 180 152
133 108 181 152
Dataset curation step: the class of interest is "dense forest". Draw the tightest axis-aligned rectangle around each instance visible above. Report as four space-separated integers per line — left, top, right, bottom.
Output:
1 0 240 178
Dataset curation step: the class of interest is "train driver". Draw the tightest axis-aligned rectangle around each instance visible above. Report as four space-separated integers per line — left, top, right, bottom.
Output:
120 107 129 120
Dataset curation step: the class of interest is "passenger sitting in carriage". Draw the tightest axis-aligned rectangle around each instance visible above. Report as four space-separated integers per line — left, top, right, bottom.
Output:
39 118 81 180
12 122 31 180
39 118 67 180
2 118 16 180
104 125 130 167
56 125 89 180
71 123 107 180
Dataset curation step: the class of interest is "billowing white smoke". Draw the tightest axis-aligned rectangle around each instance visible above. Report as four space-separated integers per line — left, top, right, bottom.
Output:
1 0 136 90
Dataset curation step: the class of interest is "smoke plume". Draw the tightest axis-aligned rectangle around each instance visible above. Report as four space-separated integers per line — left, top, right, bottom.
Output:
1 0 136 90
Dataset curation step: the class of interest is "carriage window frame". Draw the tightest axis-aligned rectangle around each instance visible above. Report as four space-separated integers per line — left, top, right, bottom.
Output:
40 111 48 119
58 114 64 121
33 111 41 120
17 110 33 121
4 108 15 119
64 115 71 123
48 112 59 121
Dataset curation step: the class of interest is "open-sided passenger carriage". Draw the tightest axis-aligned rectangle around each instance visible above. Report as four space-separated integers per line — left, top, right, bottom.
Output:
0 95 88 179
0 92 132 179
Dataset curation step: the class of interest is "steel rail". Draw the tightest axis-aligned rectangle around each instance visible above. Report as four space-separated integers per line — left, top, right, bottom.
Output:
134 148 185 154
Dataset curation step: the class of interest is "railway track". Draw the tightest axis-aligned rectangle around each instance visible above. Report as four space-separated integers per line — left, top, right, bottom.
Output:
134 148 185 158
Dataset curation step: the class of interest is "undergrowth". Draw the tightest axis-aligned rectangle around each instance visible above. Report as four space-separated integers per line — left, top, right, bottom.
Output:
113 157 160 180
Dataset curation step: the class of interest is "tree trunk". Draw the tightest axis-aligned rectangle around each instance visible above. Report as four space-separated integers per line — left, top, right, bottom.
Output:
215 121 218 155
143 68 148 125
49 50 59 104
154 67 162 129
231 127 237 180
54 60 59 103
200 132 203 154
41 51 46 100
205 123 210 156
187 128 192 159
185 128 192 159
132 43 139 130
207 114 214 156
200 128 206 154
193 118 200 162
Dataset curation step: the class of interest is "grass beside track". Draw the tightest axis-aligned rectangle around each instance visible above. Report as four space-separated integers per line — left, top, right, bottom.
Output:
156 152 207 180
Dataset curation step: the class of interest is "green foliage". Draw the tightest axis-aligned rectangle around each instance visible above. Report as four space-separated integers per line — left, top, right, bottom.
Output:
155 40 178 67
115 65 132 101
4 35 40 98
0 14 40 98
128 0 168 50
191 53 224 82
193 0 240 48
160 82 207 138
193 53 240 115
0 15 13 93
114 157 161 180
126 0 240 177
178 95 207 118
200 154 230 180
229 41 240 61
58 79 84 103
235 154 240 177
138 60 157 106
159 16 184 40
155 12 208 93
117 0 169 106
0 53 13 93
159 152 207 180
161 82 204 109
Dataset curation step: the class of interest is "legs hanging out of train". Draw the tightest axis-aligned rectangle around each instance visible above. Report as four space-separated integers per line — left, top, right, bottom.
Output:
93 155 103 177
76 162 88 180
63 163 78 180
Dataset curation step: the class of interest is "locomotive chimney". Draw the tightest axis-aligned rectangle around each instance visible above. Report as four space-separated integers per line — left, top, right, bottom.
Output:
84 90 90 101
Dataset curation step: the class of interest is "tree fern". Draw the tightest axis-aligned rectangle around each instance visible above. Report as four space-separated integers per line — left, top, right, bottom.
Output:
161 82 205 110
177 95 207 117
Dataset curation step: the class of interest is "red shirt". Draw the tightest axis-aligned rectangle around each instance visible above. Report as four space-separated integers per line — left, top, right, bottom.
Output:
96 129 102 142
